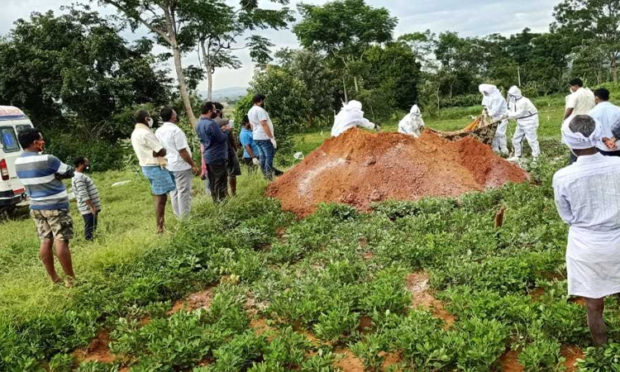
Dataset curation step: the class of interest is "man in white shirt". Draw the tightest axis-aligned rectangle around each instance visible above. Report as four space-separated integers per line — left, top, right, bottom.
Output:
248 94 277 180
564 78 595 120
553 114 620 346
156 107 199 218
331 100 377 137
589 88 620 156
130 109 174 234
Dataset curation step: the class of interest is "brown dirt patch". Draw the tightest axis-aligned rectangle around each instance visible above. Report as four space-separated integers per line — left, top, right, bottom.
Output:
498 350 524 372
362 251 375 261
561 345 584 372
168 286 215 315
266 129 528 217
73 329 115 364
405 272 456 328
380 351 403 371
334 349 365 372
569 297 586 307
530 288 545 302
357 315 373 334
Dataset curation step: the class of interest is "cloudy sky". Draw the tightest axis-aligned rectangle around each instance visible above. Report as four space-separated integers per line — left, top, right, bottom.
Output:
0 0 560 91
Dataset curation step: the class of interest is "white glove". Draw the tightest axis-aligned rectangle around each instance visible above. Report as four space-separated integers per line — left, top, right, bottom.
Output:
270 138 277 149
252 157 260 165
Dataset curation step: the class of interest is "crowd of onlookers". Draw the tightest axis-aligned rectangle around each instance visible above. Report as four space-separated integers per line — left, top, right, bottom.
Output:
14 94 277 287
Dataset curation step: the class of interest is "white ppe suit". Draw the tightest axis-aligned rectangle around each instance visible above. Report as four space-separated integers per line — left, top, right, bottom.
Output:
507 86 540 158
479 84 509 154
398 105 425 137
331 100 376 137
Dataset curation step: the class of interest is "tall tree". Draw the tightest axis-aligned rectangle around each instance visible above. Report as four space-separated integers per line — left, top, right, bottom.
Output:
97 0 289 126
434 32 484 98
293 0 396 102
182 0 292 100
553 0 620 82
98 0 200 125
0 7 170 139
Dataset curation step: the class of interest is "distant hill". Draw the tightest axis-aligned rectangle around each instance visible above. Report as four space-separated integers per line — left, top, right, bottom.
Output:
199 87 248 101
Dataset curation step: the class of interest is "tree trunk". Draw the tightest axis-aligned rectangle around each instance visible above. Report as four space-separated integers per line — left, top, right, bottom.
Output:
612 54 618 83
353 76 359 93
200 42 214 101
342 77 348 103
207 70 214 101
164 6 197 127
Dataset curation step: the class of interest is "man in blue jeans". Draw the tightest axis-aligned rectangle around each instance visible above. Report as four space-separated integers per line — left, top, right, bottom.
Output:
196 101 232 202
248 94 277 180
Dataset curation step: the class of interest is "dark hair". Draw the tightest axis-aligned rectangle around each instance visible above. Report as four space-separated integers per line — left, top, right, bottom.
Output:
569 115 595 137
594 88 610 101
74 156 87 167
160 106 175 122
18 128 42 149
252 94 266 104
569 78 583 87
242 115 250 125
201 101 215 115
214 102 224 110
134 109 150 125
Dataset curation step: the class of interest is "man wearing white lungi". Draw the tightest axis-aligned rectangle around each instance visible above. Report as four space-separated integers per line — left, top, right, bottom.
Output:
553 114 620 345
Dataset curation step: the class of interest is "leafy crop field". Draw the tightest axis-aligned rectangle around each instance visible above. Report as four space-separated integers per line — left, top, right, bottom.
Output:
2 93 620 371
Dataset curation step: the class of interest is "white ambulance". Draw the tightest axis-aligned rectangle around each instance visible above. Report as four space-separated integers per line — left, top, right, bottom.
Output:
0 106 33 212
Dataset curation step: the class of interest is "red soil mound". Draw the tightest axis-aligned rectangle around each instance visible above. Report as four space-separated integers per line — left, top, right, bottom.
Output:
267 128 529 217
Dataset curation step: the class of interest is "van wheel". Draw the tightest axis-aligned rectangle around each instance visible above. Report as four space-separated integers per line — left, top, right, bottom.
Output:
0 206 16 220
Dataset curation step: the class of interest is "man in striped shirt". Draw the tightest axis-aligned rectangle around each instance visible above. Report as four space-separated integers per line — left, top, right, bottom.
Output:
15 128 76 286
72 157 101 241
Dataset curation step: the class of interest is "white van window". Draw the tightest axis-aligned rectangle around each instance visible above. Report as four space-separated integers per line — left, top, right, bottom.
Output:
0 126 20 152
16 124 32 133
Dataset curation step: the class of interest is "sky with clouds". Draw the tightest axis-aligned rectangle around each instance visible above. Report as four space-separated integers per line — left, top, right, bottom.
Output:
0 0 561 92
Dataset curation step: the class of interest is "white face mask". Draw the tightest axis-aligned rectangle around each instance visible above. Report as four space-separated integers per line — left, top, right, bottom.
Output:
147 118 154 128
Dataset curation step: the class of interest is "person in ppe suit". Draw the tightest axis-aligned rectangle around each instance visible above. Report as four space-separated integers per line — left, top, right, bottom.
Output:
552 114 620 346
479 84 509 154
398 104 425 137
331 100 377 137
505 86 540 162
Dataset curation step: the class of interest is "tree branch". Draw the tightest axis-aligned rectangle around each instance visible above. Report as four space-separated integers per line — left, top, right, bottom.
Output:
102 0 171 44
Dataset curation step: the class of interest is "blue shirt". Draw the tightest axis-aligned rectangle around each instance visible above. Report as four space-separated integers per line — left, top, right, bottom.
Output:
15 151 74 210
239 128 259 158
196 117 228 164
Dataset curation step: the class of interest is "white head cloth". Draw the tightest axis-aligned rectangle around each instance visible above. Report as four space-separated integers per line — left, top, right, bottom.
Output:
561 116 602 150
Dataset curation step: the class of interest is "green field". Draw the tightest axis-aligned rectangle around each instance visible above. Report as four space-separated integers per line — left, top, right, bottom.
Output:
2 93 620 371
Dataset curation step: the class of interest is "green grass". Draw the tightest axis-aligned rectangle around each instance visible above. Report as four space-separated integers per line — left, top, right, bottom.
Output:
2 90 620 371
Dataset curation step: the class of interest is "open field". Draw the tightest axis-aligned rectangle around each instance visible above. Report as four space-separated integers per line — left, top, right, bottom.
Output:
2 93 620 371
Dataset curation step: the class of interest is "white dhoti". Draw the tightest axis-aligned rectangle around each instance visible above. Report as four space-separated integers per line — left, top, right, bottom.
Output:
566 227 620 299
